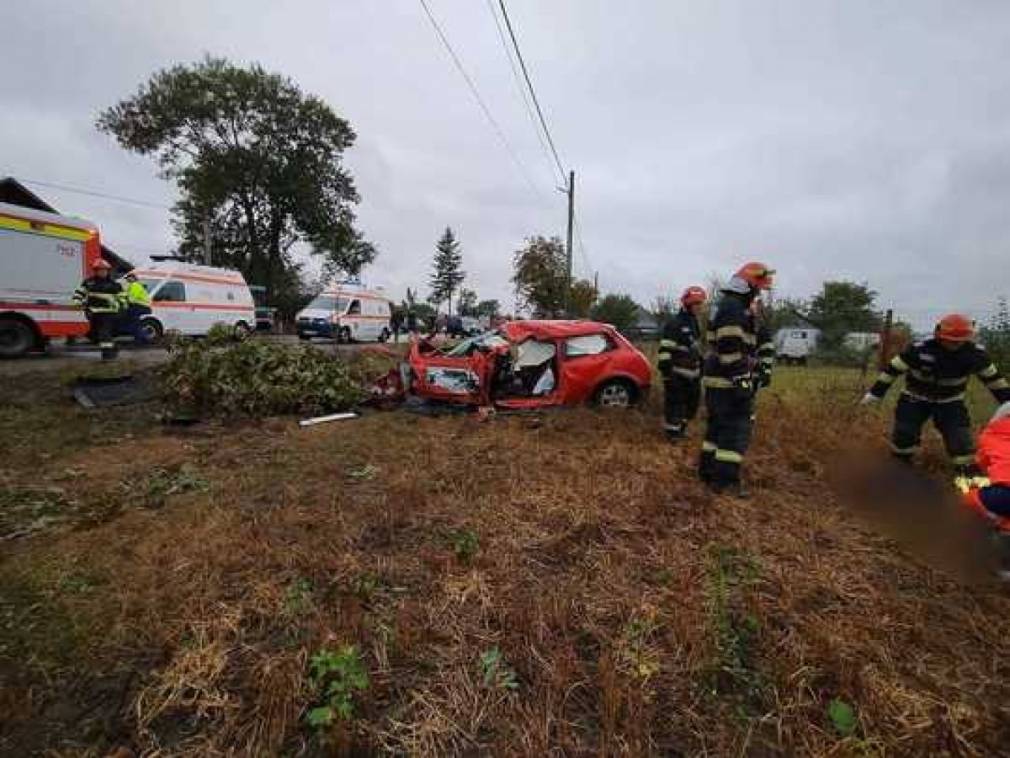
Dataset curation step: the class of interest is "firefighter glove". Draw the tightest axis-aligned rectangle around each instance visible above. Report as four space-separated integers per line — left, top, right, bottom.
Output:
732 375 753 398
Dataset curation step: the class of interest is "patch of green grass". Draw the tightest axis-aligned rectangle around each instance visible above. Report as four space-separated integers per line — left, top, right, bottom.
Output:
0 486 75 540
704 544 766 714
129 464 210 509
450 529 480 564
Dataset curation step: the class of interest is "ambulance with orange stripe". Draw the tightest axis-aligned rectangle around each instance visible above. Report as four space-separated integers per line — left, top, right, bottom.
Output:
128 259 256 342
0 202 100 357
296 280 393 343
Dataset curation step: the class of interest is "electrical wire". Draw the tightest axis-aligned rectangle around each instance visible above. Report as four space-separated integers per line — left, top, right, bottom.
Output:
417 0 546 203
496 0 567 182
18 178 171 210
485 0 561 186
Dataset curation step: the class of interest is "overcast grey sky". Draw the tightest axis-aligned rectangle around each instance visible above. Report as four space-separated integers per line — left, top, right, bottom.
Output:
4 0 1010 326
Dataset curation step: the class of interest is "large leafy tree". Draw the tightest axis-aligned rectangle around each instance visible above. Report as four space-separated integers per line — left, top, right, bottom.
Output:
801 281 882 350
591 294 640 334
476 299 500 319
456 287 478 317
97 57 375 301
429 227 465 314
569 279 598 318
511 235 567 316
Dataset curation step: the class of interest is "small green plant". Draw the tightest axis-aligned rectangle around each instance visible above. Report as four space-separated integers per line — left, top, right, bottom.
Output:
451 529 480 564
479 647 518 691
137 464 209 508
619 611 661 680
204 322 235 346
828 698 857 737
352 573 380 600
284 578 314 616
306 645 369 728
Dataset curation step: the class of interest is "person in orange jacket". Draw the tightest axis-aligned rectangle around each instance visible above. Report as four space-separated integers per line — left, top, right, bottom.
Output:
960 402 1010 528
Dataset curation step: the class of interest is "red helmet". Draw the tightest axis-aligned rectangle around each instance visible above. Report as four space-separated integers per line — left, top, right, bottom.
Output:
936 313 974 343
734 261 775 290
680 286 707 307
92 258 112 271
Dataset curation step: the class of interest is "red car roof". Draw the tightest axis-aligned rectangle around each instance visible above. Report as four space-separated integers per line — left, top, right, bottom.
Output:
500 319 618 341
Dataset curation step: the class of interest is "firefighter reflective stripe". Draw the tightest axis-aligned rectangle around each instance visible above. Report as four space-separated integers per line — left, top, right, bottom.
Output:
907 368 968 387
979 363 999 379
891 355 910 372
890 441 919 455
714 325 745 340
672 366 701 379
742 332 757 346
951 454 976 466
876 371 897 385
702 441 717 452
901 390 965 403
714 449 743 463
718 352 744 364
987 377 1010 390
703 376 736 389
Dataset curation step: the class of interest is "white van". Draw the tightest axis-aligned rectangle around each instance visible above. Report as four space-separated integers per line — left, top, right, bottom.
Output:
129 260 256 341
775 327 821 364
296 282 392 343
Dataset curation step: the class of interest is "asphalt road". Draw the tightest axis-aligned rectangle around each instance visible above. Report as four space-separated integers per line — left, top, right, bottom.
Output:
0 334 408 378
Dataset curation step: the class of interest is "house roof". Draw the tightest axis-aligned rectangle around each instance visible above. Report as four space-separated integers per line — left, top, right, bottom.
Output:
0 177 133 271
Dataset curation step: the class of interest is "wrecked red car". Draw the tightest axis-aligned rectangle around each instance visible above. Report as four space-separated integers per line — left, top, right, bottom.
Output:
405 320 652 409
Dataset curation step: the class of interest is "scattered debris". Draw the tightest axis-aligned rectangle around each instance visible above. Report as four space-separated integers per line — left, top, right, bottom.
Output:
299 412 358 427
71 375 156 408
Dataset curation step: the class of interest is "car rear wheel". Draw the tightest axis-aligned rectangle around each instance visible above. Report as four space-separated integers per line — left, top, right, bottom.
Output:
595 379 636 408
340 326 352 344
233 321 252 341
0 317 37 358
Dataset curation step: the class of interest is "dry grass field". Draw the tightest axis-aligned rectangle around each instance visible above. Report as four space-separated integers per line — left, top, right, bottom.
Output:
2 360 1009 755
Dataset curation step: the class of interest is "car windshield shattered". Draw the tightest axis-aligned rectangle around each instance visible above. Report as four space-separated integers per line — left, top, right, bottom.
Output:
444 330 509 357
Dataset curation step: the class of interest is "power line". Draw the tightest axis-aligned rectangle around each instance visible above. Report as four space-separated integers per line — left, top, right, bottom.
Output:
496 0 567 181
417 0 546 203
18 178 171 210
485 0 560 186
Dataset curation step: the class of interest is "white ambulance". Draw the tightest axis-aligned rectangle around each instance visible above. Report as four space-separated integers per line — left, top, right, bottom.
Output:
296 281 393 343
0 202 99 357
128 259 256 342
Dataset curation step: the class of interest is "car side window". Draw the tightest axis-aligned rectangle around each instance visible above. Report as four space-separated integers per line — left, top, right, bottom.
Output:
154 281 186 302
565 333 611 357
348 299 361 315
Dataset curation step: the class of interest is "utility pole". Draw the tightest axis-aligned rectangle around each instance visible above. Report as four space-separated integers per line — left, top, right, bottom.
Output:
593 270 598 295
565 170 575 316
202 213 213 266
878 308 894 372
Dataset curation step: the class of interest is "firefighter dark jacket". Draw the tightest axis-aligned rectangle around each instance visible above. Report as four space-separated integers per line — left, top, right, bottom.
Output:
870 339 1010 404
657 309 702 379
702 292 774 389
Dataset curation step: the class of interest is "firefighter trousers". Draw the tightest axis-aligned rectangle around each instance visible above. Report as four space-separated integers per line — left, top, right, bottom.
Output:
891 394 974 467
663 374 700 434
700 387 753 485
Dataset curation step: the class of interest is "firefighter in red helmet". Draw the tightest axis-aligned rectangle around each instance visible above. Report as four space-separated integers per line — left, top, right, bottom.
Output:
863 313 1010 473
72 258 124 360
657 286 707 440
699 262 776 496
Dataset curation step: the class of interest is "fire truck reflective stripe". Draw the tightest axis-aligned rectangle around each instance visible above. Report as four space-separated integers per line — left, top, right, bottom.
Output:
134 271 246 286
0 301 80 312
0 214 92 241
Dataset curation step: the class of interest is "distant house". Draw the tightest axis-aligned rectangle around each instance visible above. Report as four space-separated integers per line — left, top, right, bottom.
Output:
0 177 132 272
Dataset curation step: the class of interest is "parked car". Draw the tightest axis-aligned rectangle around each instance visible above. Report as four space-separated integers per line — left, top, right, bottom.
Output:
405 319 652 409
